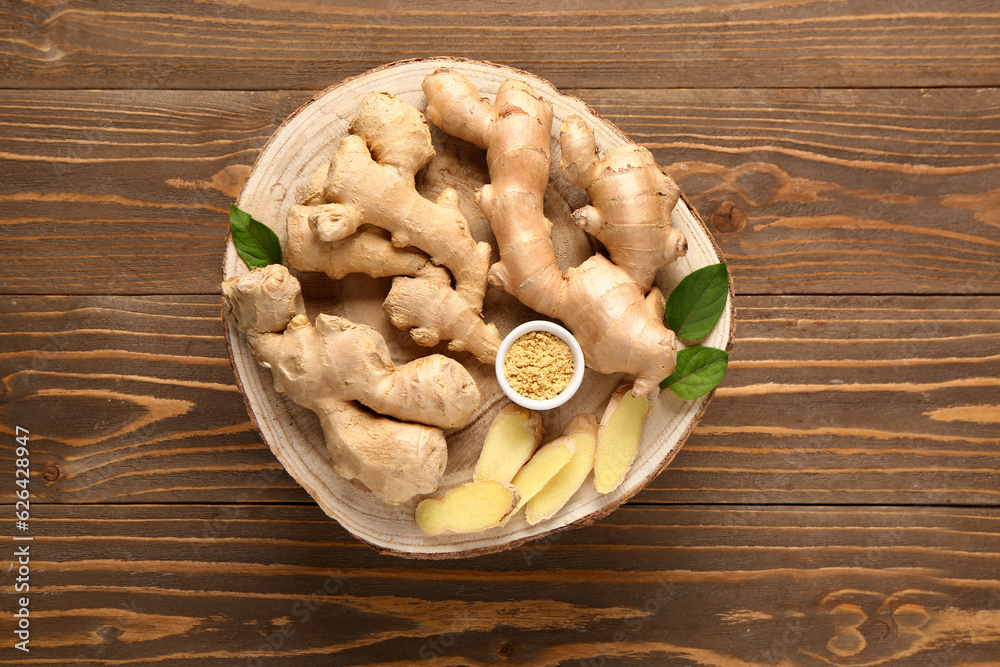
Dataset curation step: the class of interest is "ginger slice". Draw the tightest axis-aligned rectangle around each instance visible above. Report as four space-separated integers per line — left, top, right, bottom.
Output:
473 404 543 484
525 414 599 525
415 481 519 535
502 437 575 525
594 385 651 494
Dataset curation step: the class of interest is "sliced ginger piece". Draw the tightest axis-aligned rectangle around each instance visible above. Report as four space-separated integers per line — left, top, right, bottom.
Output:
415 481 518 535
526 414 599 525
473 404 543 484
594 385 651 494
502 437 576 525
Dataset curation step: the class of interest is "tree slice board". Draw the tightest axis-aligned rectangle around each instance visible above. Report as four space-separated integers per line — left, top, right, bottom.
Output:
222 57 734 558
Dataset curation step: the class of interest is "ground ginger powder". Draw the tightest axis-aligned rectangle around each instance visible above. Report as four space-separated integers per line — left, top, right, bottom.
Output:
503 331 575 400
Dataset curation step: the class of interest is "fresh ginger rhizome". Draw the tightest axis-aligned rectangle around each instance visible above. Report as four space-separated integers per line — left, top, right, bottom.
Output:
224 67 696 526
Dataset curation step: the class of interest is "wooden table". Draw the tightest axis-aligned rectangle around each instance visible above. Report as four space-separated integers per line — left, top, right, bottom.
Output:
3 3 999 665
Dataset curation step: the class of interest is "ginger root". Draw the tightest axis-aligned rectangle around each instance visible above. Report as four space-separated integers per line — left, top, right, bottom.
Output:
525 414 599 525
231 74 699 518
593 384 651 494
325 92 492 308
222 264 481 504
286 206 427 280
473 404 544 484
285 91 502 363
422 69 679 395
503 436 575 525
415 480 519 535
560 114 687 292
383 264 501 364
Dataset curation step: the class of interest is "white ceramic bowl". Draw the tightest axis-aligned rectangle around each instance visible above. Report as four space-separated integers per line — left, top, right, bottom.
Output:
495 320 585 410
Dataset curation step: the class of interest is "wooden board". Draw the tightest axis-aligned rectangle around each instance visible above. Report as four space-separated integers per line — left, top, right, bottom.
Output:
2 87 998 296
224 58 732 557
646 294 1000 506
590 88 1000 295
4 4 1000 658
4 294 996 507
0 90 303 295
3 1 1000 90
17 503 1000 666
0 295 307 504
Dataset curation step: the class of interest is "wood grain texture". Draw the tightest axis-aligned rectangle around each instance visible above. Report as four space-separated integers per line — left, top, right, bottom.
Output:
7 503 1000 666
585 87 1000 295
0 90 305 294
223 57 733 557
2 87 998 295
2 1 999 90
3 295 996 507
0 295 308 504
5 2 998 660
638 295 1000 505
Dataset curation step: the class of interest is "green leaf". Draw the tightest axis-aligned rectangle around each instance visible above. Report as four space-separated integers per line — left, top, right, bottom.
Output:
665 262 729 341
230 203 282 268
660 346 728 399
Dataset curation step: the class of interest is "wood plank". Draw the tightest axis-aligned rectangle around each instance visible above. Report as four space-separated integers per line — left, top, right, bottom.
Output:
0 90 307 295
2 88 998 295
587 87 1000 295
8 503 1000 665
2 1 999 90
0 294 309 504
637 294 1000 505
2 294 997 506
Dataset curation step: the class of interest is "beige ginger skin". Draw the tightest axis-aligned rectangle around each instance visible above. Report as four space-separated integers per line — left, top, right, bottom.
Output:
284 91 502 363
560 115 687 292
222 264 481 505
382 264 502 364
422 69 679 395
322 91 492 309
285 205 427 280
286 194 499 364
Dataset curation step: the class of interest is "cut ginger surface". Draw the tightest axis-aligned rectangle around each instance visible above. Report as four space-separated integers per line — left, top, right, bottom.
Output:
526 414 599 525
473 404 543 484
415 481 519 535
594 385 651 495
503 437 575 524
